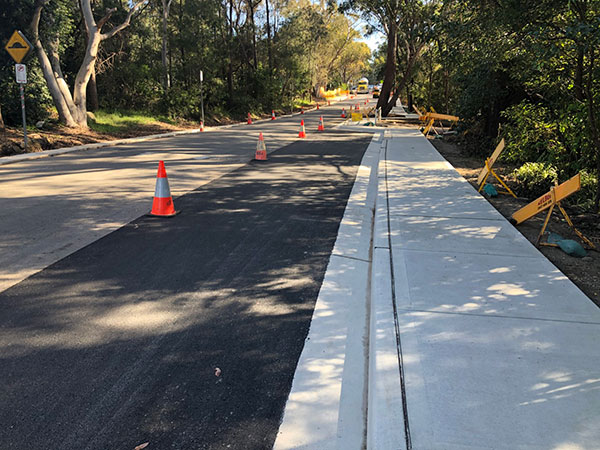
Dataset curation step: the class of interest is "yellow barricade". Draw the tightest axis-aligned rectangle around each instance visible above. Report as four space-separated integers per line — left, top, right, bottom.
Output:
510 173 595 249
476 138 516 198
351 112 363 122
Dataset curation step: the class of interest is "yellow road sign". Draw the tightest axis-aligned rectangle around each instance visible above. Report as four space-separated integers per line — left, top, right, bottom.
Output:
5 30 32 64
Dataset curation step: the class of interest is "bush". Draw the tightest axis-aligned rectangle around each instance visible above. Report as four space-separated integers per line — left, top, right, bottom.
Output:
513 163 598 212
570 171 598 212
0 64 54 126
513 162 558 198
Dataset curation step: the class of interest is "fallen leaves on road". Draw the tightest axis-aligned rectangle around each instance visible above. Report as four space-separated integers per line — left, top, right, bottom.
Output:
134 442 149 450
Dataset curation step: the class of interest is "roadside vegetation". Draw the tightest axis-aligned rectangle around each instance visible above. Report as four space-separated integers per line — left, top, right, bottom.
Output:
0 0 369 130
1 0 599 212
354 0 600 212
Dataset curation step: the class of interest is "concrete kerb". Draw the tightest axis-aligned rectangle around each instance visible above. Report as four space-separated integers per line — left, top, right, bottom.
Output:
273 131 381 450
0 96 354 167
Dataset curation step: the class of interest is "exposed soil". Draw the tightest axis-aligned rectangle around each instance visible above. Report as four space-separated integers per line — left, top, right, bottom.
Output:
0 107 313 157
431 137 600 308
0 121 201 157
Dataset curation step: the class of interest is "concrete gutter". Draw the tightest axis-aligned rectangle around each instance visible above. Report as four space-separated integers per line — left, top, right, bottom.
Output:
273 131 382 450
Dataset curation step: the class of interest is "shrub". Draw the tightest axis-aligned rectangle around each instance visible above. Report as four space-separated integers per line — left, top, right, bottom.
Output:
513 162 558 198
569 171 598 212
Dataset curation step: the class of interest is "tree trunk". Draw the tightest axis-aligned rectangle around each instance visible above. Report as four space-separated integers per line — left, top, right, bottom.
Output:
0 103 5 132
377 17 397 113
575 44 585 101
248 0 258 70
87 65 99 112
30 0 78 127
265 0 272 73
31 0 143 128
161 0 173 91
227 0 233 104
72 32 103 126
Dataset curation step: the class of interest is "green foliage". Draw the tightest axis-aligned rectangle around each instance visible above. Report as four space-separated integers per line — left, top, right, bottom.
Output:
0 63 54 126
571 171 598 212
88 109 175 134
501 102 559 164
513 162 558 198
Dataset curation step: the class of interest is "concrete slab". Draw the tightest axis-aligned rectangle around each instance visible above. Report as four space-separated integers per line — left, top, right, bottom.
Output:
389 215 541 258
367 248 407 450
385 172 503 220
377 128 600 450
393 250 600 323
398 310 600 449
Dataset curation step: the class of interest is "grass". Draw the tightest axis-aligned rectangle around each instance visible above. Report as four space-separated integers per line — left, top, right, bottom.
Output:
88 110 177 134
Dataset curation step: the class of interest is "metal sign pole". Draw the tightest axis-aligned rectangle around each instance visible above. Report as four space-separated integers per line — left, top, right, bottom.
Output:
19 77 27 150
200 70 205 128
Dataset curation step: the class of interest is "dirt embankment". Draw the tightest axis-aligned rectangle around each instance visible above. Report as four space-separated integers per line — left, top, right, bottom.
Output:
431 138 600 308
0 122 199 157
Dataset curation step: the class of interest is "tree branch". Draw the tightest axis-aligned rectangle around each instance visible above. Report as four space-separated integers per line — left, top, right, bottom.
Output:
100 0 146 40
97 7 117 30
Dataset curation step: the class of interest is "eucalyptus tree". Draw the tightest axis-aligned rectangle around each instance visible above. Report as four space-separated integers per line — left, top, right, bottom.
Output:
344 0 438 116
30 0 146 127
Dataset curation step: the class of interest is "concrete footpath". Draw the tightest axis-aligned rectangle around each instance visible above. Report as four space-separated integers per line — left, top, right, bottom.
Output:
275 127 600 449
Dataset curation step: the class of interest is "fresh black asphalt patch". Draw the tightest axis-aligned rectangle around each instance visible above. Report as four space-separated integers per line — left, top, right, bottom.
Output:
0 131 371 449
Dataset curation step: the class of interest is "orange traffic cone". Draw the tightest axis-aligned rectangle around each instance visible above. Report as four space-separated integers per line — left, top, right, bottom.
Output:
298 120 306 138
200 121 204 132
255 132 267 160
150 161 177 217
271 110 276 120
247 113 252 124
318 116 325 131
301 107 304 114
316 103 320 110
341 108 346 118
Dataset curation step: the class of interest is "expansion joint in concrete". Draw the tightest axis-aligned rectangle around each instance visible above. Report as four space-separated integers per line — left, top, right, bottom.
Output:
331 253 371 264
384 141 413 450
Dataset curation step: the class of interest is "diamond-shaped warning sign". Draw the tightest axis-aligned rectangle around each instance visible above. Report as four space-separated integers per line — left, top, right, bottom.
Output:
5 30 32 64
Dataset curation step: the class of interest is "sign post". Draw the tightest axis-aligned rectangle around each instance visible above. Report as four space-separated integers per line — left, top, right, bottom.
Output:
16 65 28 149
5 30 32 150
199 70 205 131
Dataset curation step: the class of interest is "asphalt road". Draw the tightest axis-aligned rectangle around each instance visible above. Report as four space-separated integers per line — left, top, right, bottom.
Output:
0 97 371 292
0 128 372 449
